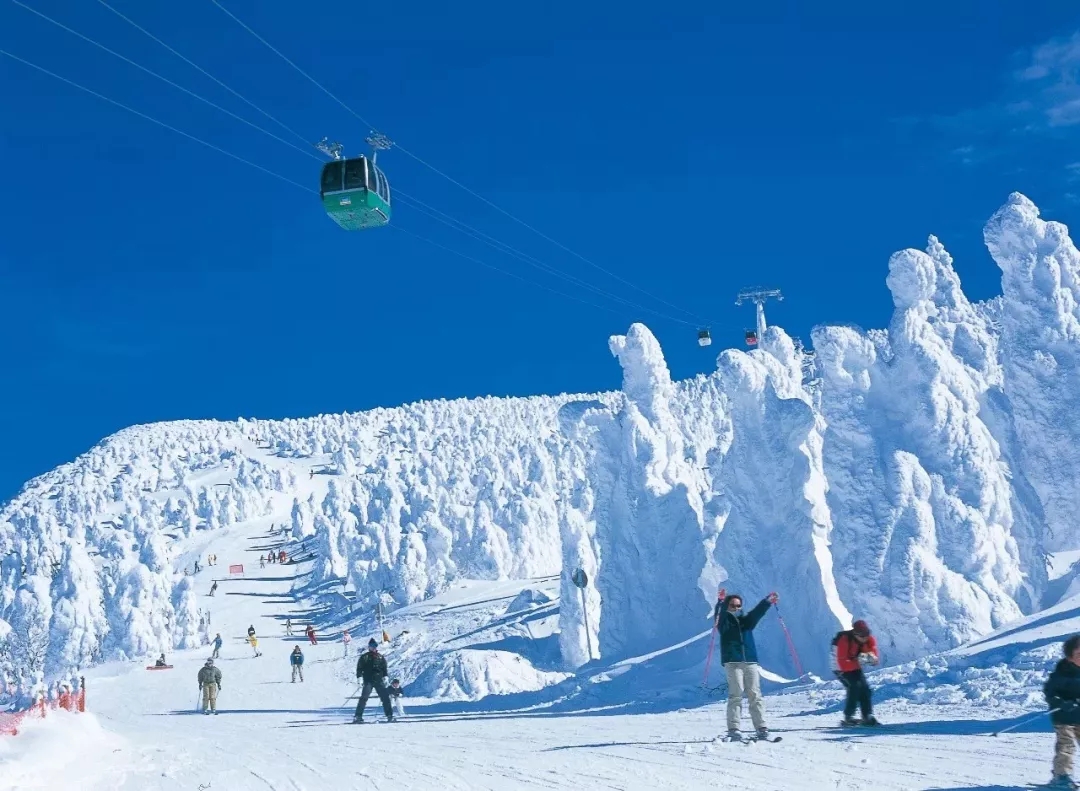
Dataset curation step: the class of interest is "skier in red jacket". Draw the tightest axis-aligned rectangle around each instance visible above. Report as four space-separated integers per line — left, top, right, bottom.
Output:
833 619 880 727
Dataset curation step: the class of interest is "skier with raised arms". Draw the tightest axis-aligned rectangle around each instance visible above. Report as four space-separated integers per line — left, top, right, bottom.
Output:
713 587 778 741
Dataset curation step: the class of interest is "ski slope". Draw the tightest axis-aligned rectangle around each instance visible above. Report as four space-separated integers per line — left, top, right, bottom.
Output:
2 516 1064 791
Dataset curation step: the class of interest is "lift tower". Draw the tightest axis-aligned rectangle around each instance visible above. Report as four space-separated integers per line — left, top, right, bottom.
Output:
735 288 784 344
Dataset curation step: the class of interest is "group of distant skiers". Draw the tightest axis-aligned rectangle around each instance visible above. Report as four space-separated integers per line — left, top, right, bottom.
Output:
195 629 403 721
260 550 287 567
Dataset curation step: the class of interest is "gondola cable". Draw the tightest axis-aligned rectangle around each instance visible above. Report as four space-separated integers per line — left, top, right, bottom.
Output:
22 0 699 326
205 0 713 328
14 0 705 328
0 46 638 322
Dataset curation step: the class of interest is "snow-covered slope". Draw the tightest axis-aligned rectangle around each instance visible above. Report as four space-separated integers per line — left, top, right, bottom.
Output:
8 191 1080 702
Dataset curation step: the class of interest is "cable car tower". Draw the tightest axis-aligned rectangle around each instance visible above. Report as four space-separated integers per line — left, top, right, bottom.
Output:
736 288 783 347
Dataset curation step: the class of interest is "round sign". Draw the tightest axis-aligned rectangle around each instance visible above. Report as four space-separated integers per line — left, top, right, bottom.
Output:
571 568 588 589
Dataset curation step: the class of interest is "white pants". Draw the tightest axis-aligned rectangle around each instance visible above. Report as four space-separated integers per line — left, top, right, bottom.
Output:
725 662 765 731
392 697 405 717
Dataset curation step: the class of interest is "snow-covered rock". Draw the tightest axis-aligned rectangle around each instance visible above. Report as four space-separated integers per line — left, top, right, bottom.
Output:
407 649 570 701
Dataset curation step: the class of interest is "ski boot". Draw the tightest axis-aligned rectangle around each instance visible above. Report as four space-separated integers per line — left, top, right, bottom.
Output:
722 729 742 742
755 728 771 740
860 716 881 727
352 716 364 724
840 716 859 727
1047 774 1079 790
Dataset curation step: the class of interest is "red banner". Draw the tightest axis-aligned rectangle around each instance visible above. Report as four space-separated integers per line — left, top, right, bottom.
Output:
228 564 244 575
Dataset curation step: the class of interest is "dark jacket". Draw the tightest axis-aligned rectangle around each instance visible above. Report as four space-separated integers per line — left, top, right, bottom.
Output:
356 650 389 683
290 650 304 666
197 665 222 688
1046 658 1080 725
713 595 772 664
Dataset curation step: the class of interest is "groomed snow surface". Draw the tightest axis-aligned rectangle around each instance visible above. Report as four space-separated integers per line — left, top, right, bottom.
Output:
6 192 1080 788
1 518 1063 791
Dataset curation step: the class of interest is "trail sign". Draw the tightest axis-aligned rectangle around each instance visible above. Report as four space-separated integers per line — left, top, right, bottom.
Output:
571 568 588 589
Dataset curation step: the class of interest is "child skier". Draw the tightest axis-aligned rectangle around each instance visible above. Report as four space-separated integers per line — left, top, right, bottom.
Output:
1045 634 1080 788
832 620 880 726
388 678 405 717
713 588 779 740
290 646 305 682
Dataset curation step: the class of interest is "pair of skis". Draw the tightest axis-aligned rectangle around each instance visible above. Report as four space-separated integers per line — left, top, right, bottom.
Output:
719 733 782 744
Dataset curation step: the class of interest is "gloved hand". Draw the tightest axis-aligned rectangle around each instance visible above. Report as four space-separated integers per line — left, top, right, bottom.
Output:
767 592 779 605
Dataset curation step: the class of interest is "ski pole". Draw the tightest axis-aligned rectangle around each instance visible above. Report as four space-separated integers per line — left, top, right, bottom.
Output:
701 626 717 686
992 708 1058 737
773 604 804 679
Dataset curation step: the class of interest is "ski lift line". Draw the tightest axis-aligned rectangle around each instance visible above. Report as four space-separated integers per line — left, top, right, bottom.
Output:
396 193 657 319
8 0 322 163
93 0 317 152
389 225 630 319
204 0 712 327
0 47 315 193
392 142 712 325
395 190 698 326
207 0 378 133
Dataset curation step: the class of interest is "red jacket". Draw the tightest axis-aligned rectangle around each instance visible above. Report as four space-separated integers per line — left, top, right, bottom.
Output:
835 632 878 673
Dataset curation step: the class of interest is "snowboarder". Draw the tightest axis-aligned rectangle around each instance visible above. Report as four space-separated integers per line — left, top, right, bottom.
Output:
713 588 778 740
833 620 880 727
353 638 393 723
290 646 305 683
197 658 221 715
306 625 318 645
209 580 218 597
343 629 352 657
388 678 405 717
1045 634 1080 788
285 618 293 636
155 653 167 668
211 633 222 659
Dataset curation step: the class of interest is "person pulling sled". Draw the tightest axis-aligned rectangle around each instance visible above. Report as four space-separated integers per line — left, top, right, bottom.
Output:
832 620 880 727
353 638 393 723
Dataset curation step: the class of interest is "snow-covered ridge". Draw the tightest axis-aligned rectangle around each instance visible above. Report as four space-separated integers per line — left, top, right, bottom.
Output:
5 192 1080 700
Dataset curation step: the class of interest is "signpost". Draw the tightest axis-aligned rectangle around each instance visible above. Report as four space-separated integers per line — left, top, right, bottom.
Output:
571 568 593 661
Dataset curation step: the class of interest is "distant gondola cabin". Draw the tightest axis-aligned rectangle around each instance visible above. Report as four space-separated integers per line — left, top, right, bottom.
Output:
697 329 712 347
744 330 758 346
320 156 391 230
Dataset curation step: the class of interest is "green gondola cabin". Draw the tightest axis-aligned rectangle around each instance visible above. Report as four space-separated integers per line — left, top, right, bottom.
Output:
320 156 391 230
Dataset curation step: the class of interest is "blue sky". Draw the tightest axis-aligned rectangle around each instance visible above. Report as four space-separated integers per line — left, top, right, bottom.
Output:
2 0 1080 501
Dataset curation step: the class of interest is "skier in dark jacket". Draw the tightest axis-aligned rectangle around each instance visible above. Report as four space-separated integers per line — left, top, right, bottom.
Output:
712 587 778 739
197 658 222 715
1045 634 1080 788
353 638 393 723
290 646 305 683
